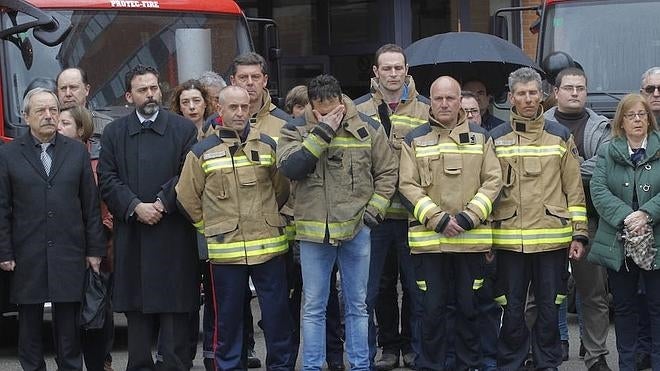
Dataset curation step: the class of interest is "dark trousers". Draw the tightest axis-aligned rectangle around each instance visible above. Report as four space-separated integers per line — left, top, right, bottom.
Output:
637 275 652 356
210 255 295 370
125 311 190 371
19 302 82 371
202 262 215 360
368 220 421 365
286 247 345 365
608 259 660 371
413 253 484 371
496 249 568 370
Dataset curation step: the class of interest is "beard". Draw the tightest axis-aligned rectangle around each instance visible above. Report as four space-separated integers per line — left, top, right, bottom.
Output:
137 99 160 116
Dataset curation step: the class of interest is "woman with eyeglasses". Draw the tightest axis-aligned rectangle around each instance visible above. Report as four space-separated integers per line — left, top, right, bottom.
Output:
588 93 660 370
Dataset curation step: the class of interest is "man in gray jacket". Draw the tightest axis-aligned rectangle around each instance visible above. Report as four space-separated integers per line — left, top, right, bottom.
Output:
544 67 612 371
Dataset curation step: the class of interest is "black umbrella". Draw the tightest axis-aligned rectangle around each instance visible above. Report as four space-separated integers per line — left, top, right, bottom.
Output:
405 32 544 97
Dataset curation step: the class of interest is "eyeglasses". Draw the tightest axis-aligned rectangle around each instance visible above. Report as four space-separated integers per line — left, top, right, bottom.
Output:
623 111 648 120
643 85 660 94
559 85 587 93
464 108 480 116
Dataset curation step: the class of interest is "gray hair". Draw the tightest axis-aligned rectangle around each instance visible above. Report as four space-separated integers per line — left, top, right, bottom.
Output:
198 71 227 90
22 87 59 115
641 67 660 87
508 67 542 93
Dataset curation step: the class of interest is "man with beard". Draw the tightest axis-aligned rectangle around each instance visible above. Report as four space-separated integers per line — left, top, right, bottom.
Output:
98 65 199 370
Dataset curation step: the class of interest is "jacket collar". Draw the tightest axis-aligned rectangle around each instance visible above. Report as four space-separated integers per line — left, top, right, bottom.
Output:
128 110 167 136
429 110 469 143
303 94 368 140
369 75 418 106
253 89 276 119
509 107 545 140
609 131 660 166
19 132 71 180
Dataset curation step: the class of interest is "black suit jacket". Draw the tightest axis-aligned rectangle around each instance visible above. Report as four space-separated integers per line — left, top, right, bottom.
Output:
0 133 105 304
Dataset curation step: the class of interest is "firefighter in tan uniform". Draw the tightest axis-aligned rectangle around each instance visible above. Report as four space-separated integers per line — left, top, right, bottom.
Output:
398 76 502 370
176 86 295 370
489 67 588 370
277 74 398 370
353 44 429 369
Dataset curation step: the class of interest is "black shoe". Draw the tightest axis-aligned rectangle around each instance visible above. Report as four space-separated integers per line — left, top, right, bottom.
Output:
588 355 612 371
375 353 399 370
561 340 569 361
247 349 262 369
402 352 417 369
637 352 652 370
327 360 345 371
203 358 215 371
579 340 586 359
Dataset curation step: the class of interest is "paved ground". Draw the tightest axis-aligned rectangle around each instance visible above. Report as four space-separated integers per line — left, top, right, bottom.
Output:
0 303 624 370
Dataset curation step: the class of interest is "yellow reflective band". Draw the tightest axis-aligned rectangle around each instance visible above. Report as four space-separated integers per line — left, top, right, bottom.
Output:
416 280 427 291
329 136 372 149
390 114 427 128
408 229 493 248
555 294 566 305
202 155 273 173
193 220 204 232
285 225 296 242
413 196 437 223
416 143 484 157
495 145 566 158
302 134 327 158
473 278 484 290
296 219 358 240
207 234 288 260
494 295 507 306
368 193 390 214
469 192 493 218
492 226 573 245
568 206 588 222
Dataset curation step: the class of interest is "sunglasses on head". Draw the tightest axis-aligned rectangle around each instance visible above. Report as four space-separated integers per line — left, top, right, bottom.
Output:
643 85 660 94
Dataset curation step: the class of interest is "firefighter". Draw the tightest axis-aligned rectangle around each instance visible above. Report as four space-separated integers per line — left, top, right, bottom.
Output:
398 76 502 370
176 85 295 370
277 74 398 370
354 43 429 370
490 67 588 370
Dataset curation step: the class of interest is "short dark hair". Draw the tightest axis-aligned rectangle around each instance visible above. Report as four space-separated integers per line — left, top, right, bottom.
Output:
125 64 159 92
229 52 268 77
554 67 587 88
374 43 407 66
307 74 342 103
56 67 89 86
461 90 478 100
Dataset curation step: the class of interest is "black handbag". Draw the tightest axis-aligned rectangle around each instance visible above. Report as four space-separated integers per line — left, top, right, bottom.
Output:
80 268 108 330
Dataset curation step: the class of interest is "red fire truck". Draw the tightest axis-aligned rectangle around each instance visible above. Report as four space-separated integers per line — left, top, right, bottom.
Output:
0 0 278 320
494 0 660 117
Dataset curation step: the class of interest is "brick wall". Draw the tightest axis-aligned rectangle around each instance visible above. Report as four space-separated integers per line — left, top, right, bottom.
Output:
521 0 541 59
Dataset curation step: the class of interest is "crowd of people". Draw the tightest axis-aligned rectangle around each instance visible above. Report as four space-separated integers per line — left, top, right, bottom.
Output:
0 44 659 371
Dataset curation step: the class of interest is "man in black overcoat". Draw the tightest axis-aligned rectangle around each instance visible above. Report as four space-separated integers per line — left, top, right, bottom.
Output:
98 65 199 370
0 88 106 371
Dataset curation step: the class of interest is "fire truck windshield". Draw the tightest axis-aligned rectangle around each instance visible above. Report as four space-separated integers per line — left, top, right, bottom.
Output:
541 0 660 94
2 9 252 130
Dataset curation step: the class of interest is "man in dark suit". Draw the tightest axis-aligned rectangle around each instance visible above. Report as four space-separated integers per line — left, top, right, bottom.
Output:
98 65 199 370
0 87 106 371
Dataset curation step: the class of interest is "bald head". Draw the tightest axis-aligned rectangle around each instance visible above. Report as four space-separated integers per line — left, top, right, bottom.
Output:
430 76 462 127
218 86 250 132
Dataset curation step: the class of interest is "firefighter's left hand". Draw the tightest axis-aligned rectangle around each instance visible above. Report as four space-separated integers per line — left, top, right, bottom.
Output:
442 217 465 237
568 240 586 261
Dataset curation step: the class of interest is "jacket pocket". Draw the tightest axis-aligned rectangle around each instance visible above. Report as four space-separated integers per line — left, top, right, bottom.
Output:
522 157 541 176
205 218 239 242
418 156 439 187
443 153 463 175
544 204 570 226
491 203 517 228
236 165 257 186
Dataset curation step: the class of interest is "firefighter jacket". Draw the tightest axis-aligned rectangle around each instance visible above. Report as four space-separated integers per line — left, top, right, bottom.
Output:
355 76 430 219
399 112 503 254
251 88 291 142
277 95 398 244
176 125 290 265
489 108 589 253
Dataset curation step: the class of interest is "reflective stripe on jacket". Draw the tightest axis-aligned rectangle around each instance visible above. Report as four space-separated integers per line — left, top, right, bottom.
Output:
489 108 588 253
176 126 290 265
398 113 502 253
277 95 398 244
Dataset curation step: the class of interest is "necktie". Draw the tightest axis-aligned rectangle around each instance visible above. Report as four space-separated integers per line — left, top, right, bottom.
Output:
40 143 52 176
631 148 646 165
142 119 153 128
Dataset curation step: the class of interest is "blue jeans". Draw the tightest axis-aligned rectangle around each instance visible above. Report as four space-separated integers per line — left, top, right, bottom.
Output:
300 226 371 371
558 300 568 341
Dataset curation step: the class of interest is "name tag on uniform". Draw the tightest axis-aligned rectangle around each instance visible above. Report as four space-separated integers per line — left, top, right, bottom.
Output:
494 138 515 146
203 150 227 160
